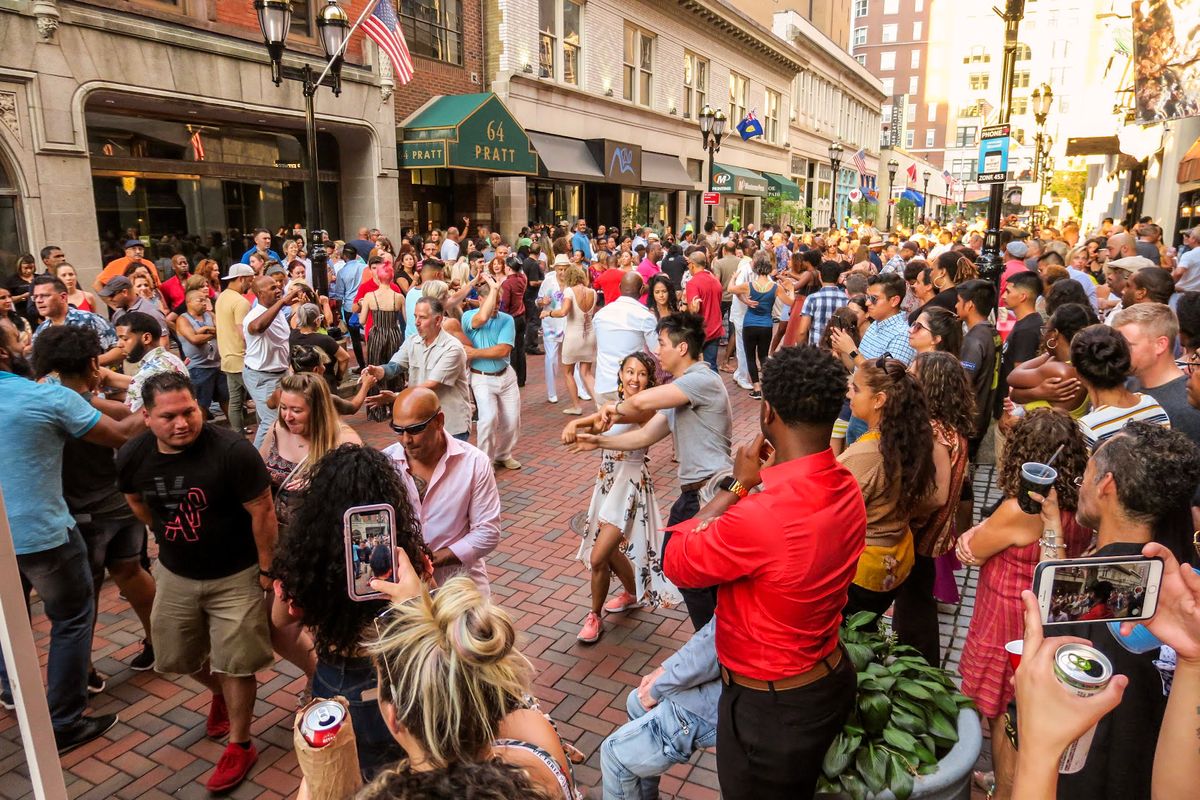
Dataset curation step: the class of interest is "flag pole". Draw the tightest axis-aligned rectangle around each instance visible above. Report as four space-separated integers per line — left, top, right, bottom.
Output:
315 0 380 90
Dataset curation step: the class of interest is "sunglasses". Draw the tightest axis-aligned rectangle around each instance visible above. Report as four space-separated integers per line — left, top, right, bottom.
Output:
389 411 439 436
909 321 929 334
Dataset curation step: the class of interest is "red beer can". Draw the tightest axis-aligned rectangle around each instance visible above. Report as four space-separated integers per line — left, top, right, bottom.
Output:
300 700 345 748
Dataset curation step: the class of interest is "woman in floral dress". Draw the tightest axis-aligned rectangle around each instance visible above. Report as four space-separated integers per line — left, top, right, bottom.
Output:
562 352 681 643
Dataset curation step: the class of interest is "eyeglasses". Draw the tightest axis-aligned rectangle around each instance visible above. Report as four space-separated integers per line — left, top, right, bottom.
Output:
909 321 929 334
1176 354 1200 375
389 412 439 436
864 294 880 305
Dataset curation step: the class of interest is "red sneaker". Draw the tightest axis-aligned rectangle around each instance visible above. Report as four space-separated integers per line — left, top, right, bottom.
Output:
603 591 641 614
205 741 258 793
206 694 230 740
577 611 603 644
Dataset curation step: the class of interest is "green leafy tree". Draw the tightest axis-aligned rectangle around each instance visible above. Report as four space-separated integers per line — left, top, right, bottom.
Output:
1049 171 1087 218
896 198 917 228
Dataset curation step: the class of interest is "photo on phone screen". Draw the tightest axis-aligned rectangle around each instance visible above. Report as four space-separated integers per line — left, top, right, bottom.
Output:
1034 556 1162 625
344 503 397 602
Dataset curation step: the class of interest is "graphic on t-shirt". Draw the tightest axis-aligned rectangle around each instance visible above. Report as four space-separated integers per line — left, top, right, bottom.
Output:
152 475 208 542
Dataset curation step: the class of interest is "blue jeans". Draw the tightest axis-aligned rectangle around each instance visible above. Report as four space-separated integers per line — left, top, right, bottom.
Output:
846 415 868 445
702 339 720 371
0 528 95 730
243 367 285 447
600 689 717 800
312 656 403 780
187 365 228 411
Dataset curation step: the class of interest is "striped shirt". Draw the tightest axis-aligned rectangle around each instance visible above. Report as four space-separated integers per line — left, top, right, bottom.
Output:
801 285 849 345
1078 394 1171 451
858 311 917 365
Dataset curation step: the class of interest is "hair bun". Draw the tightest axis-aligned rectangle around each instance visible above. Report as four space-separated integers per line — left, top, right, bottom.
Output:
432 577 516 666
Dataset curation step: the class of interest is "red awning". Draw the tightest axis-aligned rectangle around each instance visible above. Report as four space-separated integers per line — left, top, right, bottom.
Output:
1178 138 1200 184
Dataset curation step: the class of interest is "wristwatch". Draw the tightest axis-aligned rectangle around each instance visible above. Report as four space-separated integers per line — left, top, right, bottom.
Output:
718 476 750 499
848 349 860 360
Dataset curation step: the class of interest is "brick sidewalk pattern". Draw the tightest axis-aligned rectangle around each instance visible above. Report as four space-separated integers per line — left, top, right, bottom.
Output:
0 353 990 799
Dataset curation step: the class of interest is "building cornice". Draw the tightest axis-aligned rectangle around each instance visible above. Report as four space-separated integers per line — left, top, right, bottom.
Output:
676 0 805 73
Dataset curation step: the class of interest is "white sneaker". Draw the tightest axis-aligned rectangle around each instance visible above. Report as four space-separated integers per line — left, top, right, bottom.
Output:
579 393 592 401
736 377 754 391
548 395 558 403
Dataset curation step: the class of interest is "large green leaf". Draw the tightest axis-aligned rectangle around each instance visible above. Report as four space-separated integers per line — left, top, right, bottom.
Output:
840 771 868 800
888 754 916 800
844 641 875 672
890 709 925 734
897 680 933 701
892 695 928 721
859 675 896 692
912 738 937 765
822 739 852 779
866 662 890 677
845 610 880 631
932 690 959 719
882 726 918 753
856 743 889 795
929 712 959 744
859 692 892 734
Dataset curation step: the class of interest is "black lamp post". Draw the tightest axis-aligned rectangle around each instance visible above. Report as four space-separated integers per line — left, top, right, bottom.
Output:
922 170 931 222
698 105 728 224
828 141 844 230
886 158 899 231
255 0 349 298
1031 82 1053 215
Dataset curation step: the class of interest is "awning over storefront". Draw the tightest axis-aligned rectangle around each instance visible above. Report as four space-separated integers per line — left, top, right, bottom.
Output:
398 92 538 175
1065 136 1121 157
763 171 801 200
526 131 604 181
711 163 768 196
642 152 694 190
1179 138 1200 184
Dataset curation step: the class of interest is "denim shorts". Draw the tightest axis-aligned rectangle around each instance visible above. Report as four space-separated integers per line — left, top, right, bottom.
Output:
78 515 145 574
312 656 404 780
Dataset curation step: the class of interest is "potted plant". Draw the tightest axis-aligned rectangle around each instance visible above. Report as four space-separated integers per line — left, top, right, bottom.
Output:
816 612 982 800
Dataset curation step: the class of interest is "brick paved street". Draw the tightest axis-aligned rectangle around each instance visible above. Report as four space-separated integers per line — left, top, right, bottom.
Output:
0 354 990 799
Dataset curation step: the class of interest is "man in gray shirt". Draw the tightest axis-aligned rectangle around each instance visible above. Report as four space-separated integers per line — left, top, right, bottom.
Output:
367 296 471 440
580 312 733 628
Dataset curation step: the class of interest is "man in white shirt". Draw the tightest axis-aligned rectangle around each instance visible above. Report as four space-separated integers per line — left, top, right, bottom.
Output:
537 254 571 403
592 272 659 406
243 277 301 446
440 226 462 263
1173 225 1200 292
382 388 501 594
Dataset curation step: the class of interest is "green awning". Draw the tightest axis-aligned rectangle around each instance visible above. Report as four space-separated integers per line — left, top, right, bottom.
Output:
763 171 801 201
711 163 769 196
398 92 538 175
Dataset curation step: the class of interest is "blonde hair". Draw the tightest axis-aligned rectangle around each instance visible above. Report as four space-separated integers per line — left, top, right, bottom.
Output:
369 577 532 768
1111 301 1179 341
563 264 587 287
422 279 449 300
277 372 342 472
184 274 209 292
449 259 472 288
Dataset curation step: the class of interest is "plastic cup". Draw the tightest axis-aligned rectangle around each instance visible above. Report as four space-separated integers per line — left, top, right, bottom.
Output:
1005 639 1023 670
1018 462 1057 515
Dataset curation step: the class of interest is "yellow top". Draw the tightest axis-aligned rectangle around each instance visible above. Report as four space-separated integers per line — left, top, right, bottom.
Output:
838 433 915 592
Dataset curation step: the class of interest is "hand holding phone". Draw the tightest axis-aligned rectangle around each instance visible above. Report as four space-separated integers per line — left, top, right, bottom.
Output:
1033 555 1163 625
344 504 398 602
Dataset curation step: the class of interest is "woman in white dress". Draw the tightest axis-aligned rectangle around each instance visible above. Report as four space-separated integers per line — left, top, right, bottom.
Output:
562 352 681 643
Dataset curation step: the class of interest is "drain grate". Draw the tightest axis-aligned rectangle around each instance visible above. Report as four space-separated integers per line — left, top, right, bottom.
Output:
568 510 589 536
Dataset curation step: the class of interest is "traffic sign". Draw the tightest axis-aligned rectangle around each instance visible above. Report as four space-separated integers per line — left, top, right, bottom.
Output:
702 191 720 205
977 123 1010 185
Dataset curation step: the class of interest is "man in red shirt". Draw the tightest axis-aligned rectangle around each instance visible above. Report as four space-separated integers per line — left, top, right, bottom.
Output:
684 252 724 370
593 256 627 307
662 345 865 800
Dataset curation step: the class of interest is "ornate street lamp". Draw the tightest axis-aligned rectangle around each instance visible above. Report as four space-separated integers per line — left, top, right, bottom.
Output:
698 105 728 224
828 141 844 230
254 0 351 297
886 158 899 231
1032 82 1054 210
922 170 931 222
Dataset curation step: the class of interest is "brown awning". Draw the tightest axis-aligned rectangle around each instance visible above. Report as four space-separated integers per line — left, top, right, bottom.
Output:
1066 136 1121 157
1179 138 1200 184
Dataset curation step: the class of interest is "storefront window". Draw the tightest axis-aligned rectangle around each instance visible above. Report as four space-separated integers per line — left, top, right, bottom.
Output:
0 155 23 274
528 180 582 226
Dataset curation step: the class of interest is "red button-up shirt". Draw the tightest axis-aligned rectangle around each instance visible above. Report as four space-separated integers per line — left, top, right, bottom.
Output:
662 448 866 681
685 269 725 342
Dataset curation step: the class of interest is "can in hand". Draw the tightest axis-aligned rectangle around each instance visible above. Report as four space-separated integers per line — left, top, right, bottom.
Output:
300 700 346 748
1053 643 1113 773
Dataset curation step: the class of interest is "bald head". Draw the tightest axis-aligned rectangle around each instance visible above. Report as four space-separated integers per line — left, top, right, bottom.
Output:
620 272 644 298
1107 232 1136 259
252 275 279 303
393 386 441 423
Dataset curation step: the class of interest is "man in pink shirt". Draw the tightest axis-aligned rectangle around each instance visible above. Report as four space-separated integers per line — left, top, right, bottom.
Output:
637 241 663 287
381 387 502 594
684 252 725 370
999 239 1028 297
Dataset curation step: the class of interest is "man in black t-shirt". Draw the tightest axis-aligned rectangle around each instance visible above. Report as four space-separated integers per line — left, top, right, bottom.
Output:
660 244 689 289
117 372 277 794
520 244 545 354
996 271 1044 421
956 280 1000 533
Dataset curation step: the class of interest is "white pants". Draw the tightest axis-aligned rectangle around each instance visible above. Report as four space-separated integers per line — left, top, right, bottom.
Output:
730 315 750 385
471 367 520 462
542 329 588 400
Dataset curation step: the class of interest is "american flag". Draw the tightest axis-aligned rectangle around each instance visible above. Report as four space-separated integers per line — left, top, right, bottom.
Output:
363 0 414 85
851 148 868 177
189 127 205 161
942 169 957 189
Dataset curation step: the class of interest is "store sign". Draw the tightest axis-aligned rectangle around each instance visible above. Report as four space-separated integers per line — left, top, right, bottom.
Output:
399 92 538 175
587 140 642 185
711 165 768 195
401 141 448 167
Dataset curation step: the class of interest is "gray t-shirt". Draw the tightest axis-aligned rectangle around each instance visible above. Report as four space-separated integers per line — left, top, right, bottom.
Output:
662 362 733 483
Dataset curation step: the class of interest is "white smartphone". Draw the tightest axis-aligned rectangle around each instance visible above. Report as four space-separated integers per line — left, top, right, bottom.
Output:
344 503 397 602
1033 556 1163 626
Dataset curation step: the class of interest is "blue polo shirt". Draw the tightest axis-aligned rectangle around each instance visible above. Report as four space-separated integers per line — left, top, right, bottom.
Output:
461 309 515 374
0 372 101 554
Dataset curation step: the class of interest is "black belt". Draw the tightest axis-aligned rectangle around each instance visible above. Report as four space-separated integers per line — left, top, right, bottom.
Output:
680 475 714 493
470 366 507 376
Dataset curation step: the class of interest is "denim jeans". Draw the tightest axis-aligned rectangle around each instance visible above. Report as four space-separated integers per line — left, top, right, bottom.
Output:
600 688 717 800
243 367 285 447
845 415 869 446
0 528 95 730
702 339 720 371
312 656 404 780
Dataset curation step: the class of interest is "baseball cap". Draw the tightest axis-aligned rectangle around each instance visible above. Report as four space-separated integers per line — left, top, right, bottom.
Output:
1005 240 1029 259
98 275 132 297
1106 256 1157 274
123 239 143 249
222 264 255 280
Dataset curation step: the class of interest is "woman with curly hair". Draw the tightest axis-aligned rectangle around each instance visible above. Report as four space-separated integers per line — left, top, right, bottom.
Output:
892 351 974 665
358 759 552 800
561 352 681 643
368 575 580 799
908 305 963 356
839 357 936 617
273 444 431 780
954 410 1092 800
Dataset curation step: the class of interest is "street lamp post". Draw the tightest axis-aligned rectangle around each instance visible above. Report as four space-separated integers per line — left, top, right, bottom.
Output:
1031 82 1053 218
886 158 899 231
828 141 844 230
698 105 728 225
255 0 349 299
922 170 931 223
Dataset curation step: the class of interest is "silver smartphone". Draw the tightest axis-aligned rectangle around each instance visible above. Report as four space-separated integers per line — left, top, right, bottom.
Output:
1033 556 1163 625
344 503 397 602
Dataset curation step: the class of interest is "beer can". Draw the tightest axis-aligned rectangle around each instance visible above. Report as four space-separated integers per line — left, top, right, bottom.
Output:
1053 643 1112 773
300 700 345 748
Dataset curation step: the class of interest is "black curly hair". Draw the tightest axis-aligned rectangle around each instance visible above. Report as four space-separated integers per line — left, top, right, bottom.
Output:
31 323 101 379
273 444 431 660
1047 303 1099 347
761 345 848 428
911 351 975 439
1070 324 1131 390
358 759 552 800
999 409 1086 511
1045 280 1090 317
858 358 936 517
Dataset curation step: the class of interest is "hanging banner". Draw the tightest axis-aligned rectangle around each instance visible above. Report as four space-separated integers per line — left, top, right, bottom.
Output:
1133 0 1200 123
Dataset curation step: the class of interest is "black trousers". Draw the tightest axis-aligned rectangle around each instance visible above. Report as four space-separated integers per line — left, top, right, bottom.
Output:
717 654 856 800
524 301 542 352
843 582 899 621
511 314 528 386
892 554 941 667
662 488 716 630
742 325 773 384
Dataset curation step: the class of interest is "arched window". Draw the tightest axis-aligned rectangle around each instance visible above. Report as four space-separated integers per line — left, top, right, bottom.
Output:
1015 43 1032 61
0 154 25 271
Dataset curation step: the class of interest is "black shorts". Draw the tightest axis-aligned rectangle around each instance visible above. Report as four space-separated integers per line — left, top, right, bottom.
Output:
79 515 146 575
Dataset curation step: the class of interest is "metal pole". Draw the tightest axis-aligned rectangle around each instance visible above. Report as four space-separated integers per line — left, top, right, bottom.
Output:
830 162 839 230
706 141 715 224
303 69 328 299
886 174 894 231
923 175 930 223
977 0 1025 309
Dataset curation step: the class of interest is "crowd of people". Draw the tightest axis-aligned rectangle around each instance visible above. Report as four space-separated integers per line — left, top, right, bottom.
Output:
2 210 1200 800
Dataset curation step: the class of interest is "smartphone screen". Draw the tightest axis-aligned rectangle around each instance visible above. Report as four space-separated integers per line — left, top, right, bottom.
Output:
344 503 397 602
1033 556 1163 625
